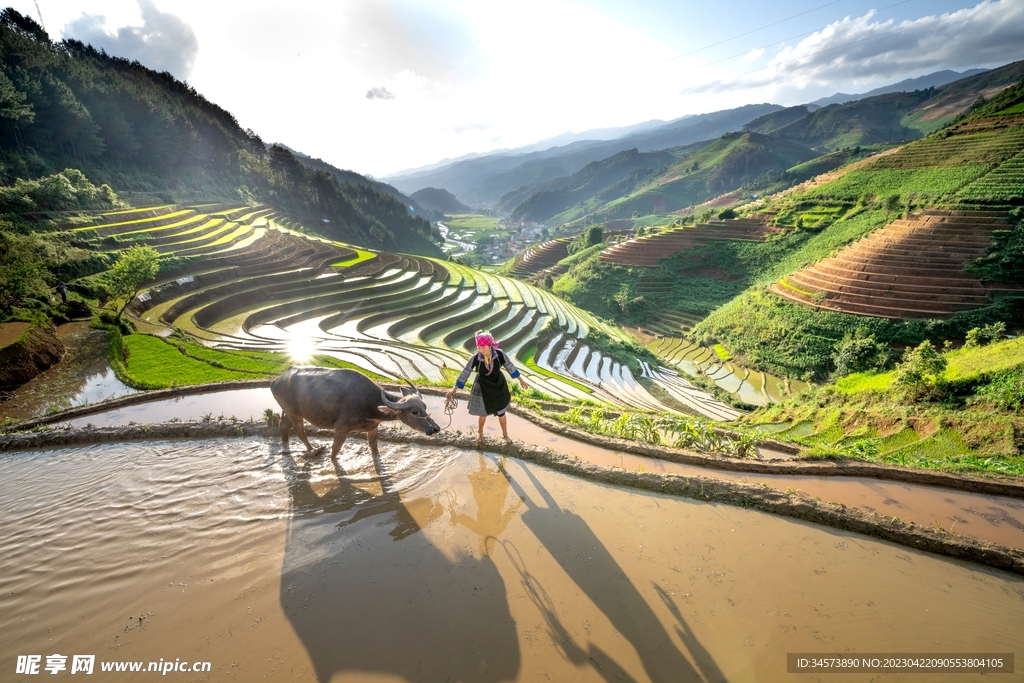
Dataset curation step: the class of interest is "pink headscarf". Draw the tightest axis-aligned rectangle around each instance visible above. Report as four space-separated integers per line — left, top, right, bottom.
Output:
475 332 498 349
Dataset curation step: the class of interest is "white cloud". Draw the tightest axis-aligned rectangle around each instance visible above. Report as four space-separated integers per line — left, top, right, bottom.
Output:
366 87 396 100
63 0 198 80
738 47 765 64
691 0 1024 94
450 122 490 133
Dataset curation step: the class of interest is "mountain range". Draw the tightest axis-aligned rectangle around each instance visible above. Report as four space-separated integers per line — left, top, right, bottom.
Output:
386 62 1024 225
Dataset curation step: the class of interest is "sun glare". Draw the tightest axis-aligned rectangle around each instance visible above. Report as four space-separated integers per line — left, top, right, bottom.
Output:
286 336 317 364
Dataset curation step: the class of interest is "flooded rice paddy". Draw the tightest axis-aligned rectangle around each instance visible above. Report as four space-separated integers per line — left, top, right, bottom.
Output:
63 388 1024 551
2 433 1023 682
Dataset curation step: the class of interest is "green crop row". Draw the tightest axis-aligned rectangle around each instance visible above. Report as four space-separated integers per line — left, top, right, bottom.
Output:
799 165 991 201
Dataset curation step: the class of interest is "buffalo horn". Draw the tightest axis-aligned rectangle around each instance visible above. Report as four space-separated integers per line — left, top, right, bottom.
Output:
380 389 404 410
402 377 422 397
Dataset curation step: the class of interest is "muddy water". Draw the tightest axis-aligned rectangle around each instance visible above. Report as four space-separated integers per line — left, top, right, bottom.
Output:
0 323 137 422
65 389 1024 550
2 437 1022 682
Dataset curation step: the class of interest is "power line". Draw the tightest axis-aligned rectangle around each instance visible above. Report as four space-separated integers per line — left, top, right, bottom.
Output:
652 0 845 67
686 0 914 73
33 0 46 31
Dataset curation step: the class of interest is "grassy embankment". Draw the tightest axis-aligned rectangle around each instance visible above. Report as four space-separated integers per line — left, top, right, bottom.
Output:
742 336 1024 475
107 331 392 390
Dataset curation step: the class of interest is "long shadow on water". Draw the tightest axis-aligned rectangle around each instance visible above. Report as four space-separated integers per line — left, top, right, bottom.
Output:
278 444 520 682
502 459 727 683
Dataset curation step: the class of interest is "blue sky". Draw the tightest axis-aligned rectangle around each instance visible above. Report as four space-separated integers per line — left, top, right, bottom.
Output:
8 0 1024 176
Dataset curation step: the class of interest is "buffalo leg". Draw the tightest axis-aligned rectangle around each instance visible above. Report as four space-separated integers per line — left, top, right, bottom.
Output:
280 413 292 447
289 414 314 452
331 427 352 459
366 426 380 458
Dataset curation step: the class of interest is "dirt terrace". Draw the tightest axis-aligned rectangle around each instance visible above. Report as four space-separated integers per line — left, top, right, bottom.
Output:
600 215 778 267
771 209 1022 318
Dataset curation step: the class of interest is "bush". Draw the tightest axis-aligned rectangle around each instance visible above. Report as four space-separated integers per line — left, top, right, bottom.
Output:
964 321 1006 348
831 329 891 377
971 368 1024 411
893 340 947 395
567 225 604 255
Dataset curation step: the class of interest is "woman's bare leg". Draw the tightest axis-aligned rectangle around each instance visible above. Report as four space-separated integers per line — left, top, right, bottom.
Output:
498 414 509 439
478 416 486 441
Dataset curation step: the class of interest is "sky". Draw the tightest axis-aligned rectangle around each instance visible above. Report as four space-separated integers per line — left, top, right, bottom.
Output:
8 0 1024 177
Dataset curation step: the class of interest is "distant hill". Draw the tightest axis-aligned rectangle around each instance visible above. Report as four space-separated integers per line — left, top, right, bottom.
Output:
808 68 989 108
0 9 441 257
409 187 471 214
384 104 784 206
579 132 818 221
743 107 812 135
278 145 435 216
388 66 1024 220
506 148 678 223
765 61 1024 151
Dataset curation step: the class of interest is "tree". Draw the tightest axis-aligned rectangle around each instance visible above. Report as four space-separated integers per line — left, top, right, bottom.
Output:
882 194 902 221
964 321 1006 348
893 340 946 395
108 245 159 321
831 329 890 376
543 273 554 290
0 229 49 315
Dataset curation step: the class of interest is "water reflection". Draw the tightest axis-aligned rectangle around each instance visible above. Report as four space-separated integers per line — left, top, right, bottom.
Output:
448 455 522 557
279 444 520 683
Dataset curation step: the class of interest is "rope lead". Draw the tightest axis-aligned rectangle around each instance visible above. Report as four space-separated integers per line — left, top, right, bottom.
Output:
442 393 458 430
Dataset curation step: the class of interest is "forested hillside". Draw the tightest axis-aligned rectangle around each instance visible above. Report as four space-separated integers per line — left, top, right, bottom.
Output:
409 187 471 215
506 148 678 223
0 9 440 256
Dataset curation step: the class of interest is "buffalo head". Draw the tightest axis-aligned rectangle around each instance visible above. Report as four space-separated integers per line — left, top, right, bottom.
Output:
379 384 441 436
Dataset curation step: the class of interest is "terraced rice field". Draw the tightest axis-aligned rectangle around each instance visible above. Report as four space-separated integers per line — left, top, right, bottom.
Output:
770 209 1024 318
600 215 778 267
507 238 570 277
73 205 743 419
866 119 1024 170
645 336 808 412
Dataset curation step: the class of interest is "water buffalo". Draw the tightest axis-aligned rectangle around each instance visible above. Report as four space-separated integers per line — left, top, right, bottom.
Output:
271 366 440 458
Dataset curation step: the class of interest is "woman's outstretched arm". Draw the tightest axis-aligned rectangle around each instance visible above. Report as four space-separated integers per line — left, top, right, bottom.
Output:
448 354 478 397
500 350 528 388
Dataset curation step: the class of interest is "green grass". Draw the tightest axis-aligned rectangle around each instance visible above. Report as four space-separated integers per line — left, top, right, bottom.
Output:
443 214 502 234
944 336 1024 380
120 335 400 389
800 165 991 202
890 428 969 460
996 101 1024 115
713 343 732 361
776 277 815 297
332 245 377 268
835 337 1024 394
122 335 260 388
163 337 290 374
875 427 921 454
835 370 893 393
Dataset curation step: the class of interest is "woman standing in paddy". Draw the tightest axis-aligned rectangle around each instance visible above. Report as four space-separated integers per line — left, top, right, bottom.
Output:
447 331 528 444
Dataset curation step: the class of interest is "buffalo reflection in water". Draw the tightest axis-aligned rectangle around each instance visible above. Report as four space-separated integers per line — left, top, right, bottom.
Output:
278 444 520 683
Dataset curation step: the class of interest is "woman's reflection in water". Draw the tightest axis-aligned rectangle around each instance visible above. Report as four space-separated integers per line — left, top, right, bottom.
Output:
447 455 523 556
